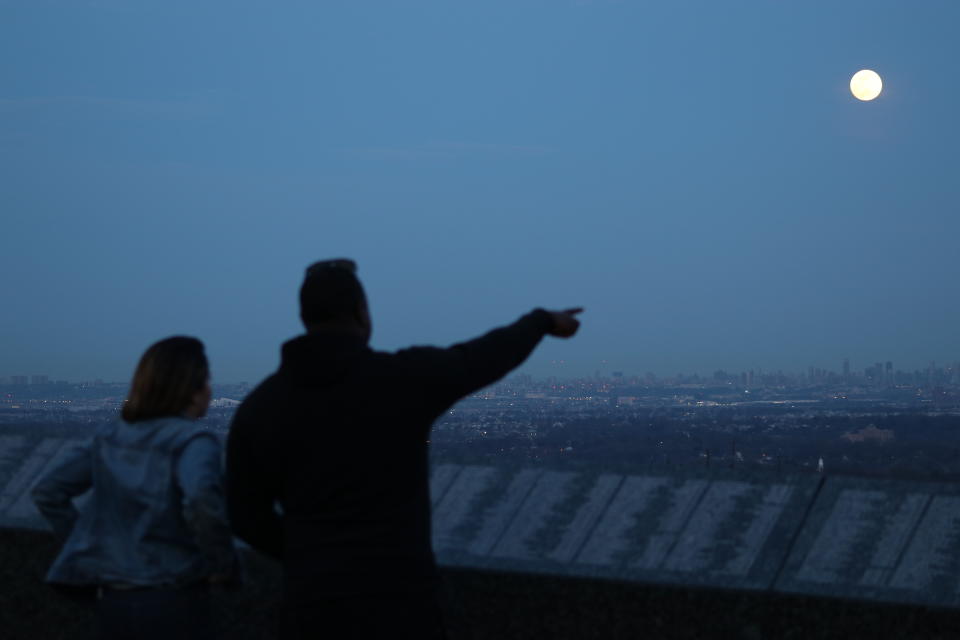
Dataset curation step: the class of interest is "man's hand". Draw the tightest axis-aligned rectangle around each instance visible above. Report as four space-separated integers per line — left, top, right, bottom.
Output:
546 308 583 338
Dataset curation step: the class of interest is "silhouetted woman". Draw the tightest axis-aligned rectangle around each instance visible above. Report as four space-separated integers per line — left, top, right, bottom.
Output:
32 336 236 640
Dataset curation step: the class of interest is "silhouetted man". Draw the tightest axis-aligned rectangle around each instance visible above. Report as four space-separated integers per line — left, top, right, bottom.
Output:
226 259 582 639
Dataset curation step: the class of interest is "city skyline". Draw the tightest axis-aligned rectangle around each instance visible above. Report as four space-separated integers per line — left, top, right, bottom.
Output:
4 355 959 387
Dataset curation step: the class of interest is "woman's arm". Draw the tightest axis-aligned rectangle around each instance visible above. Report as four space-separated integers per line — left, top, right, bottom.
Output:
31 441 93 541
175 434 237 579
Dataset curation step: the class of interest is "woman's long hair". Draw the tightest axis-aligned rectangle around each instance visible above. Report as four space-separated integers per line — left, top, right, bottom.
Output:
122 336 209 423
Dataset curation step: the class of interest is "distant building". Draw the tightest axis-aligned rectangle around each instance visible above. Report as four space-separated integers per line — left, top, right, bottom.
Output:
31 375 49 385
10 376 28 386
209 397 241 408
842 425 895 443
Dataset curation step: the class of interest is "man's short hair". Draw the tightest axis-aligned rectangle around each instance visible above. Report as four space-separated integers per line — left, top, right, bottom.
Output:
299 259 367 325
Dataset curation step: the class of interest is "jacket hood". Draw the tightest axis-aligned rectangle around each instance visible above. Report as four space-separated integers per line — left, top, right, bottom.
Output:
115 416 198 446
279 331 370 387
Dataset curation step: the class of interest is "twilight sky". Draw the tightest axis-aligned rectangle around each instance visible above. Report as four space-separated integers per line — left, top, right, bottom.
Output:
2 1 959 383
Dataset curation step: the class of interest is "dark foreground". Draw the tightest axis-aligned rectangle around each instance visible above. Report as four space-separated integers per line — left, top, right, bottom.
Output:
2 528 958 640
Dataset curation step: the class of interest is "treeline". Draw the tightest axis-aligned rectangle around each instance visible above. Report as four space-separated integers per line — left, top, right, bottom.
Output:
431 409 960 482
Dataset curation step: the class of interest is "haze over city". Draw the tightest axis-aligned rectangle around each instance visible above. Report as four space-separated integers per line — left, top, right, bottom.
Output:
3 1 958 382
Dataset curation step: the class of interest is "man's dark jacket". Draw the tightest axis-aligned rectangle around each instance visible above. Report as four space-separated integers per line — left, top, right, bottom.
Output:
226 309 554 599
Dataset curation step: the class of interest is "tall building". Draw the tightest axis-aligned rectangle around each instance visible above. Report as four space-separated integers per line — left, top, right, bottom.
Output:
10 376 28 385
31 375 49 385
842 358 850 381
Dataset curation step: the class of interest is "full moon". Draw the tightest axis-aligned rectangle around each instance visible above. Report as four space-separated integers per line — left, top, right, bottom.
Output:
850 69 882 101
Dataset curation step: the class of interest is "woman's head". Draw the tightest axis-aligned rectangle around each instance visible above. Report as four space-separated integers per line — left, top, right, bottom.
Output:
122 336 211 423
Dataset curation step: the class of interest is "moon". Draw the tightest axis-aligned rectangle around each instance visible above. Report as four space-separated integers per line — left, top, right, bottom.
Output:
850 69 882 101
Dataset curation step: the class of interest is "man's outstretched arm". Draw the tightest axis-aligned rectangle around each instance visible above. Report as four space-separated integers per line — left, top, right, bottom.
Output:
400 307 583 407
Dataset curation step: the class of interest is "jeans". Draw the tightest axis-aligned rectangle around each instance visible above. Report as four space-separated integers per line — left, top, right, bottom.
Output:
284 591 447 640
96 582 211 640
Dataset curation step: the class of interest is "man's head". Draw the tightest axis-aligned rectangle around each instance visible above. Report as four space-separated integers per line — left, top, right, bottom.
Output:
299 258 371 340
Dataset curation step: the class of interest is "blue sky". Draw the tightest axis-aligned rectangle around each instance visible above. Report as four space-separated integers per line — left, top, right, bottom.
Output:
2 1 959 382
